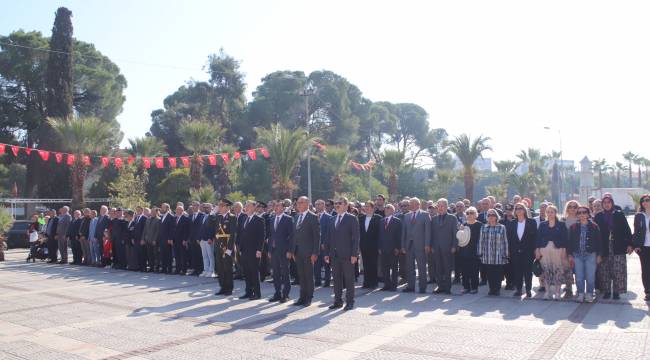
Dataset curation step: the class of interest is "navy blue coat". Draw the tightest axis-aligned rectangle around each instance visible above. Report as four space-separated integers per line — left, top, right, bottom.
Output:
378 216 402 253
173 214 190 244
158 212 176 245
269 213 294 254
189 212 205 242
94 214 109 240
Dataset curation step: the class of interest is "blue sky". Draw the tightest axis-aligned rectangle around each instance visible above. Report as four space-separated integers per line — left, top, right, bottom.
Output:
2 1 649 166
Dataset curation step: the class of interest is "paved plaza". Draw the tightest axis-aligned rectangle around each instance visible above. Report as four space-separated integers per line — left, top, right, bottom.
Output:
1 248 650 360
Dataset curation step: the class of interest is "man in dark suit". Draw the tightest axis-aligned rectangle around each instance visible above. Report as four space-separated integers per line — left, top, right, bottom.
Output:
232 202 245 280
172 205 191 275
215 199 238 296
359 201 382 289
68 210 83 265
430 199 458 294
237 201 266 300
109 208 127 269
188 201 205 276
379 204 402 291
45 209 59 263
94 206 110 263
314 199 332 287
292 196 320 307
325 197 360 311
268 201 294 303
157 203 176 274
256 201 271 281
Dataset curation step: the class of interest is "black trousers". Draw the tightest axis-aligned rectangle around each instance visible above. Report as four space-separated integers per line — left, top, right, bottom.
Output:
504 262 513 287
332 256 355 304
146 242 159 270
360 245 378 287
381 250 398 290
485 264 504 293
137 242 148 271
189 239 203 273
460 256 480 291
314 252 331 285
271 250 291 297
241 252 261 297
160 242 173 273
71 238 82 264
398 252 407 280
295 254 315 301
113 239 126 269
511 253 533 292
173 242 187 273
640 247 650 294
47 235 58 261
217 249 234 292
259 242 270 280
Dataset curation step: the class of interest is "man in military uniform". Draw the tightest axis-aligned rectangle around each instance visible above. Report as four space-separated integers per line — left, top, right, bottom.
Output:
215 199 238 296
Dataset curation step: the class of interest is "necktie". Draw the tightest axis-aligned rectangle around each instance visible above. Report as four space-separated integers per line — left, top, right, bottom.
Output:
298 214 304 227
336 215 342 228
244 216 250 228
411 212 416 224
384 217 389 230
275 216 280 231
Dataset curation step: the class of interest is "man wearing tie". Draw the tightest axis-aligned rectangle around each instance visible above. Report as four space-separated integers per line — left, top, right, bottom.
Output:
173 205 191 275
45 209 59 263
359 201 381 289
158 203 176 274
314 199 332 287
430 198 458 294
292 196 320 307
325 197 360 311
188 201 205 276
199 203 217 277
268 201 294 303
237 201 266 300
401 197 432 293
379 204 402 291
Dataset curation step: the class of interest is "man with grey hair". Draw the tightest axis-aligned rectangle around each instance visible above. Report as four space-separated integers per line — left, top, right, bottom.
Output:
56 206 71 263
78 208 93 265
401 197 431 293
430 198 458 294
292 196 320 306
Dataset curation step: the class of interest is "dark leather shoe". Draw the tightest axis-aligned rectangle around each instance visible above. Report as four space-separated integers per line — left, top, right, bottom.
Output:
215 290 225 295
526 291 532 298
513 291 523 297
249 295 261 300
293 299 305 306
238 293 252 300
343 303 354 311
268 295 282 302
380 287 391 291
302 300 311 307
328 302 343 310
323 282 330 288
222 291 232 296
280 296 289 303
433 288 443 294
402 288 415 293
612 292 620 300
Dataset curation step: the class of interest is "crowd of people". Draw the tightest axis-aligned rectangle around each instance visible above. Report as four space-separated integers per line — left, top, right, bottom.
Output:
26 192 650 310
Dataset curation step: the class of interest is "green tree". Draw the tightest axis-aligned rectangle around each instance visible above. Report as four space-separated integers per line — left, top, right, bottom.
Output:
494 160 517 201
381 149 405 202
448 134 492 201
615 161 628 188
178 119 224 189
516 148 548 204
49 116 118 208
45 7 74 120
0 207 14 261
592 159 608 189
623 151 636 187
108 164 148 210
633 155 644 187
428 169 455 200
190 184 216 204
154 168 192 205
256 124 314 199
318 145 353 196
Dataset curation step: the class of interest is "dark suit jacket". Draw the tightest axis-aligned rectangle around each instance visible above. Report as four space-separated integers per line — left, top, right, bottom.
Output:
318 212 332 251
67 217 82 240
173 215 190 244
293 211 320 257
269 213 294 254
238 214 266 254
133 215 147 243
359 213 381 250
378 216 402 253
199 214 216 241
633 212 649 248
430 213 458 250
326 212 360 259
94 215 110 240
189 212 205 242
506 218 538 259
46 216 58 238
158 212 176 245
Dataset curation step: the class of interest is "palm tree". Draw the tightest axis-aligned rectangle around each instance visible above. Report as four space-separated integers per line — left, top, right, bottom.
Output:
381 149 405 202
49 117 115 208
256 124 314 199
615 162 628 188
592 158 608 189
516 148 548 204
494 160 517 201
642 157 650 188
178 119 225 190
633 155 644 187
447 134 492 201
319 145 353 196
127 136 166 181
623 151 636 187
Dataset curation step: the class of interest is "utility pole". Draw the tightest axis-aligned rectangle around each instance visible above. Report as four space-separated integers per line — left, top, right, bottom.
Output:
300 82 315 202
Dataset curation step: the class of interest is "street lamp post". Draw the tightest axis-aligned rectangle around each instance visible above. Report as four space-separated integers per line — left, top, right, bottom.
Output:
300 82 315 202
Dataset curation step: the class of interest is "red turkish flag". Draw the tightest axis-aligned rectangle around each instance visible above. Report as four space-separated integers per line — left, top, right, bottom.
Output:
247 149 257 161
67 154 75 165
168 157 177 168
180 157 190 168
10 145 19 156
260 147 270 158
127 156 135 165
207 155 217 166
220 153 230 164
142 157 151 169
0 144 5 155
101 157 109 167
55 153 63 163
233 151 241 160
38 150 50 161
114 157 123 168
154 157 164 168
24 148 32 156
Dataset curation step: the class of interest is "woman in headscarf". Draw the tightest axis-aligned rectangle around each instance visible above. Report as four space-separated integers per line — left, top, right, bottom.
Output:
594 195 633 300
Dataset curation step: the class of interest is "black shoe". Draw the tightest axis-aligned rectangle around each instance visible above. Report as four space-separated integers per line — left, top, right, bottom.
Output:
402 288 415 293
269 294 282 302
513 291 523 297
329 302 343 310
315 282 322 287
479 280 487 286
645 293 650 301
323 282 330 288
505 285 514 291
249 295 261 300
238 293 252 300
380 287 391 291
280 296 289 303
526 291 532 298
343 303 354 311
433 288 443 294
222 291 232 296
215 289 225 295
612 292 620 300
293 299 305 306
303 300 311 307
603 292 611 299
538 286 546 292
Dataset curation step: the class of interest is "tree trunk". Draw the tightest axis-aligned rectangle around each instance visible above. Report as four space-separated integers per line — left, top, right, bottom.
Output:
190 155 202 190
638 165 642 187
598 170 603 189
464 168 474 202
616 171 621 188
271 166 279 200
333 174 342 197
71 160 86 209
629 163 633 187
389 173 397 202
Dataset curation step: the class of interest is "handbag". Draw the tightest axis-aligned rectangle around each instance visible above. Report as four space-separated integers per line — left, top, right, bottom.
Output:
532 258 543 277
29 231 39 243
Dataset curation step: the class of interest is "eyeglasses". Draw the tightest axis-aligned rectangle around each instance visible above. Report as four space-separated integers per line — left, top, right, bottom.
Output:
514 207 524 211
577 211 589 215
568 205 578 209
487 214 497 218
642 198 650 203
334 201 344 205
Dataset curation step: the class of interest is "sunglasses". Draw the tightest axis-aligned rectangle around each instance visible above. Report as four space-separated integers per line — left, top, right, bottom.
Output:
568 205 578 209
487 214 497 217
642 198 650 203
577 211 589 215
